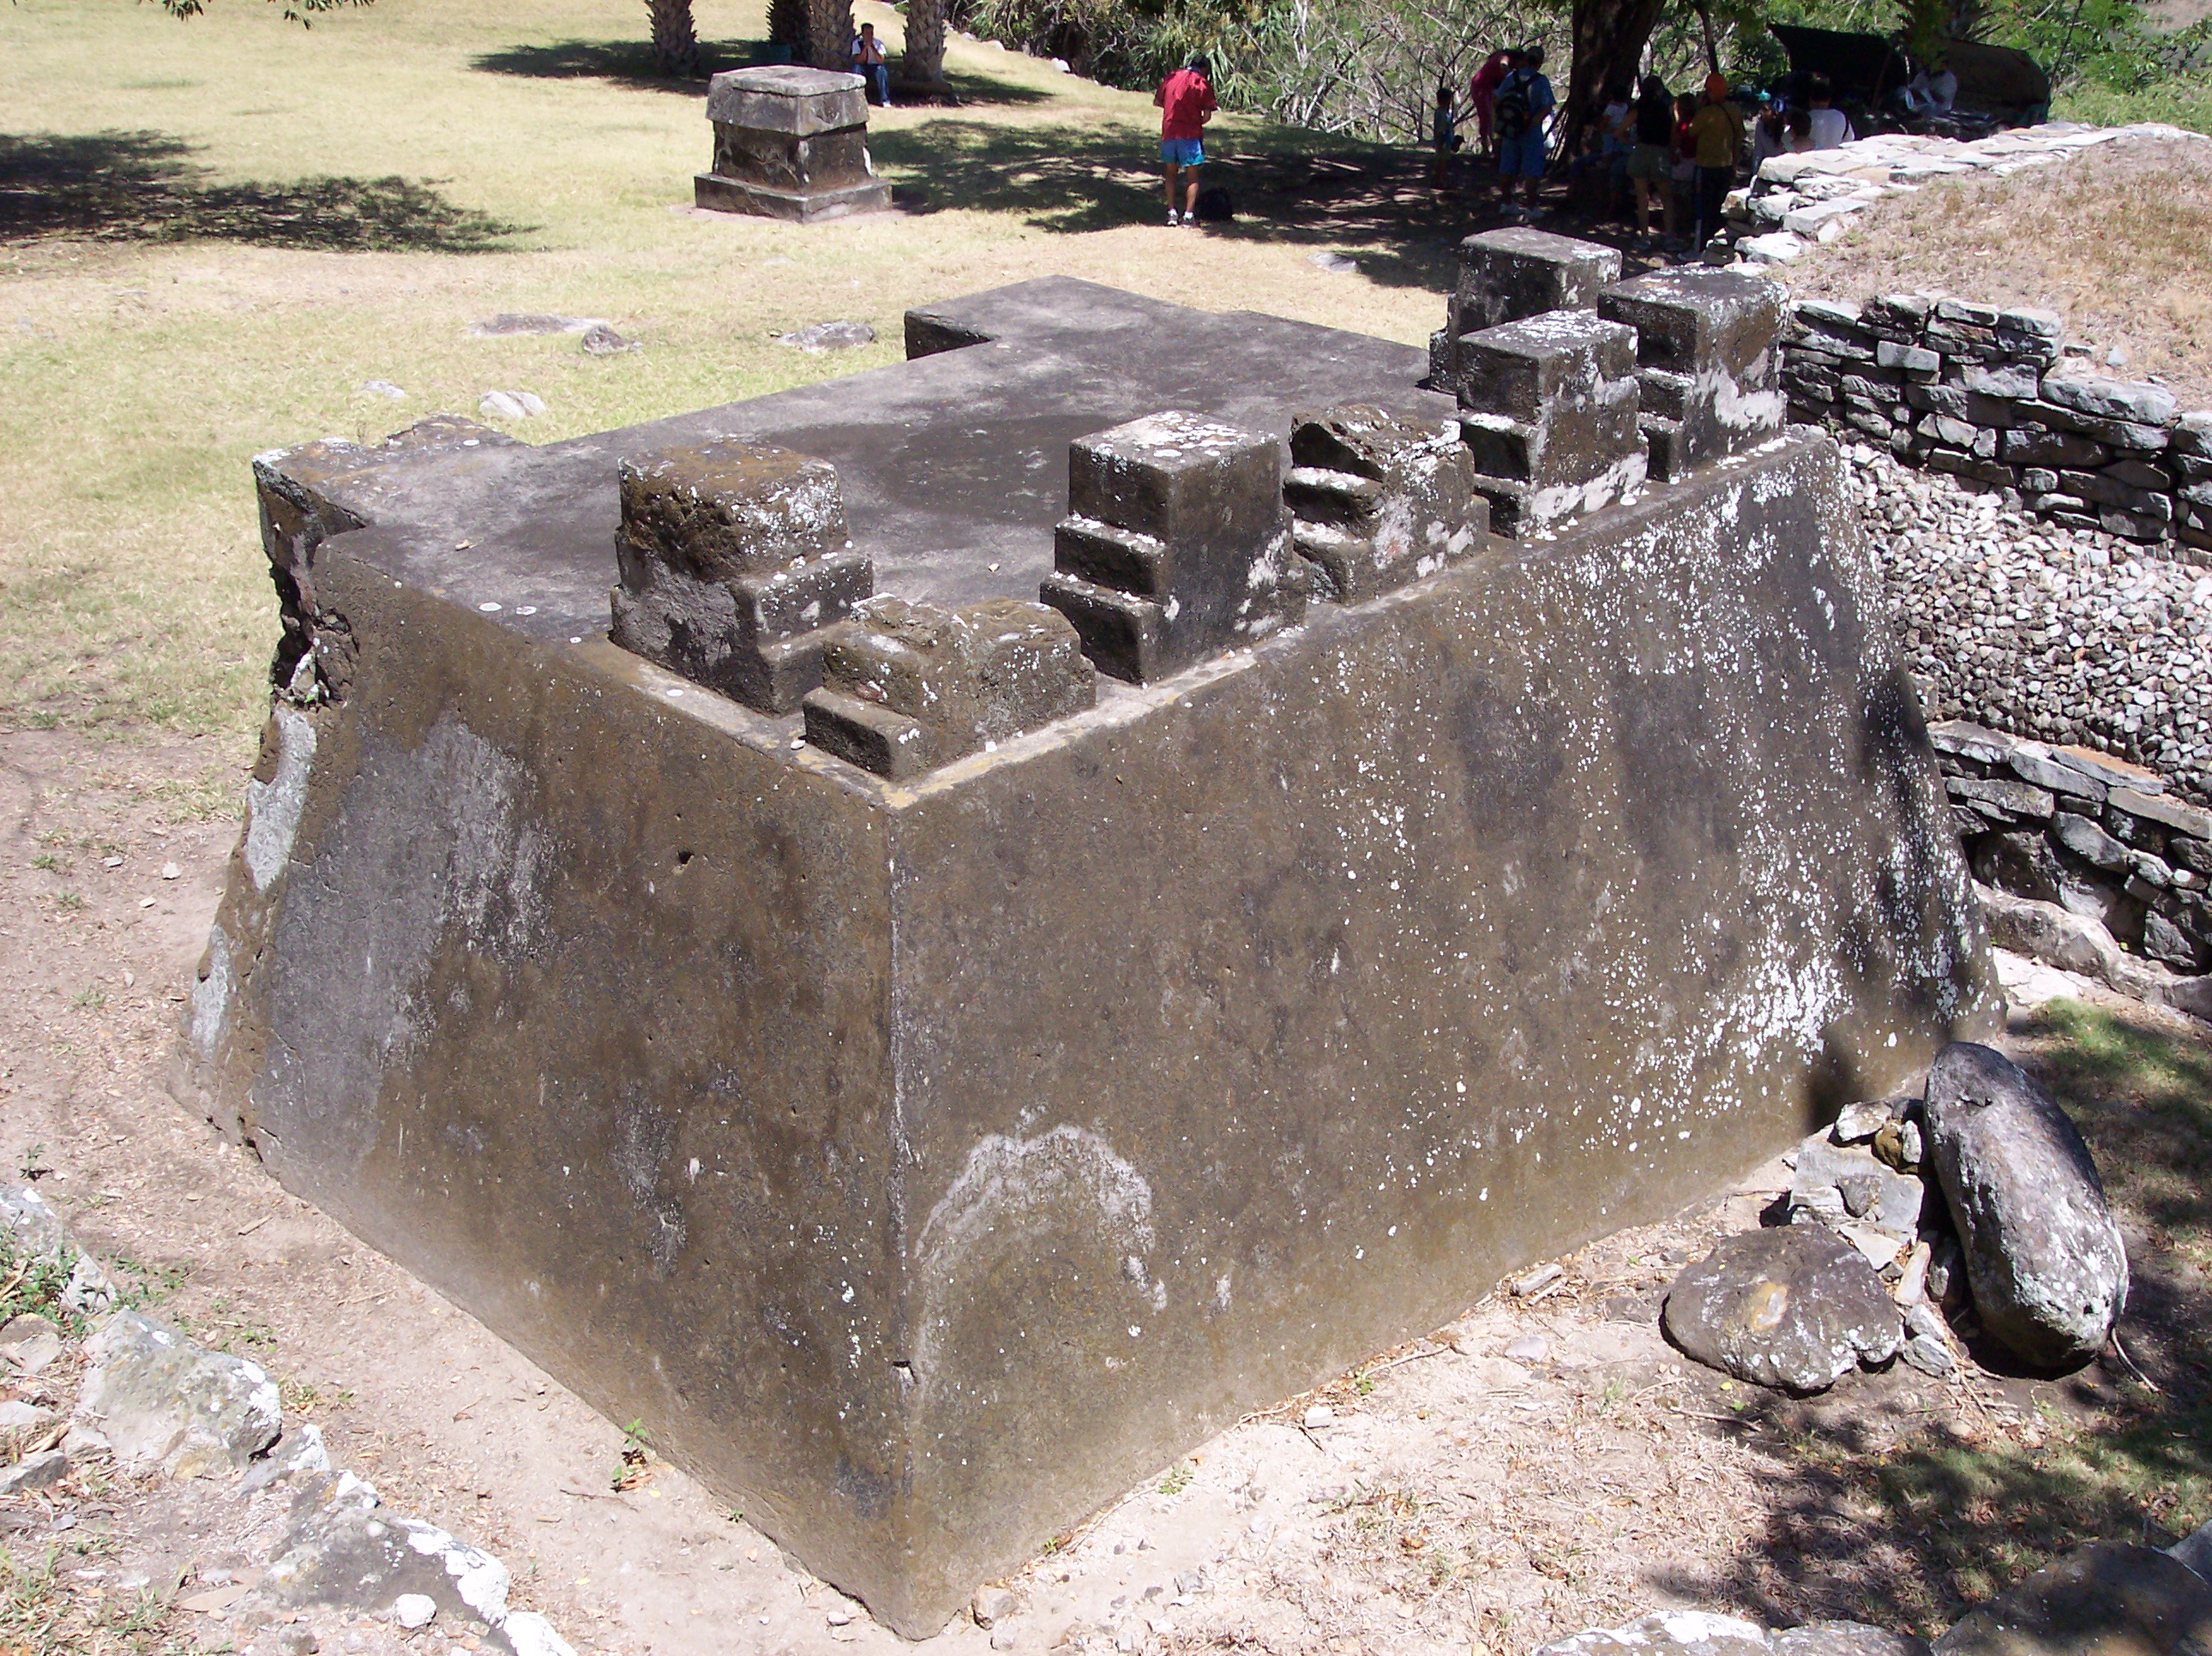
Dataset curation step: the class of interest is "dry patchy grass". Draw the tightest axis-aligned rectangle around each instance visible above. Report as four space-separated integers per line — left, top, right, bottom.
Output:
1785 135 2212 407
0 0 1459 754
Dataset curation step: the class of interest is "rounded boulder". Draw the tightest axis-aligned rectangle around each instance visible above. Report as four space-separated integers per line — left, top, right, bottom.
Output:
1922 1041 2127 1367
1662 1225 1903 1393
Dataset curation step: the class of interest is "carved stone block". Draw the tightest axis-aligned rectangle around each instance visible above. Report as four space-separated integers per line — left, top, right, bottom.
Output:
1454 314 1646 536
1040 411 1304 681
610 440 872 711
1284 405 1491 602
802 596 1096 778
1434 229 1622 394
694 66 891 222
1599 268 1788 481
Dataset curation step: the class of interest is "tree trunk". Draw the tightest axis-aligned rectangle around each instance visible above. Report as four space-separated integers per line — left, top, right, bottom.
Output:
646 0 701 76
902 0 947 85
802 0 855 69
1560 0 1663 160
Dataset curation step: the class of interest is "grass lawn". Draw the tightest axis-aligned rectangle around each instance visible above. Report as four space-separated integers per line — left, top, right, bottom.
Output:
0 0 1456 751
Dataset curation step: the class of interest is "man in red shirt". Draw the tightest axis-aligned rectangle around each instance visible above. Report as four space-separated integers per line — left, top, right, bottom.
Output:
1154 55 1217 226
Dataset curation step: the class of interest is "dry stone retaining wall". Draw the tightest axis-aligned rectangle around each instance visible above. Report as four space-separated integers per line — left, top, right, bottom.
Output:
1786 294 2212 553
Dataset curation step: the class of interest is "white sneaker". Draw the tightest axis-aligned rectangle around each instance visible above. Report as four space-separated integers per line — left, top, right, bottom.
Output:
1167 209 1181 225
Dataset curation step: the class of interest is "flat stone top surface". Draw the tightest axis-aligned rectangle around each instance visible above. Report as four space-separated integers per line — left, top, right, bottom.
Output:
706 66 870 134
305 277 1453 645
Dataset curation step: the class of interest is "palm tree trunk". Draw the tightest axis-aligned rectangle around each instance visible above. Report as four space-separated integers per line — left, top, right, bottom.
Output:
646 0 700 77
902 0 948 85
802 0 855 69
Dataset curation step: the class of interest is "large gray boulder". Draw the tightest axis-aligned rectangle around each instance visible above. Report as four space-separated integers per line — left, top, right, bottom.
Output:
75 1310 282 1477
1662 1227 1903 1392
1922 1042 2127 1366
1932 1542 2212 1654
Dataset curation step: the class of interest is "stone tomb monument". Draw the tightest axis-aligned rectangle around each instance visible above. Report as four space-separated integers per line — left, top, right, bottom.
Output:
180 252 1993 1635
694 65 890 222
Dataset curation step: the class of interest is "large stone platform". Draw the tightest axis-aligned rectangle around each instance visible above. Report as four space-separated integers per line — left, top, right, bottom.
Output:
180 274 1993 1636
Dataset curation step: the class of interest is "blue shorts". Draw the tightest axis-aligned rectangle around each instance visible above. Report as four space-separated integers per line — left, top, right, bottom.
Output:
1161 137 1205 166
1497 129 1548 177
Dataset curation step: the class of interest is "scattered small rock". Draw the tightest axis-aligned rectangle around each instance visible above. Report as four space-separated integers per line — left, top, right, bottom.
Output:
1504 1335 1548 1364
276 1627 320 1656
394 1595 437 1630
1831 1101 1894 1143
579 323 639 356
1536 1610 1931 1655
1933 1541 2212 1653
1301 1405 1335 1429
1900 1333 1956 1376
1923 1041 2127 1366
356 381 406 400
972 1585 1018 1627
2169 1518 2212 1584
468 314 604 338
0 1400 53 1429
1309 251 1360 275
0 1312 64 1375
0 1447 69 1496
777 321 876 352
1512 1262 1565 1297
76 1310 282 1478
1662 1226 1902 1392
478 390 546 422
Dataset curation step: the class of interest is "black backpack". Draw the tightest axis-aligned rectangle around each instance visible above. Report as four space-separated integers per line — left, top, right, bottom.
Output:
1494 69 1535 140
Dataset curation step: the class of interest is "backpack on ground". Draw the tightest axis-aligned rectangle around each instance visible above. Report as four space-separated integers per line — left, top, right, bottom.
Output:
1494 69 1535 140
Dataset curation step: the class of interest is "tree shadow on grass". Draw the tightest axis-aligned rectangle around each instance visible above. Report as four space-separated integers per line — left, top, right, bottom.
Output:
470 38 1051 105
0 130 523 251
1648 999 2212 1641
871 118 1479 294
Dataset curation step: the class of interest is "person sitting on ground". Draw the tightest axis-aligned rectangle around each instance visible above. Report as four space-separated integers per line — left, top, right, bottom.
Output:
1469 49 1513 156
1786 105 1815 152
1806 73 1855 148
1899 61 1958 115
1626 74 1675 241
1155 53 1217 226
851 22 892 106
1492 45 1556 215
1686 71 1743 254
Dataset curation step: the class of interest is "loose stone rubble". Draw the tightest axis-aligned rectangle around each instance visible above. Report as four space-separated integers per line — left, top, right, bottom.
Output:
1665 1040 2123 1385
0 1189 574 1656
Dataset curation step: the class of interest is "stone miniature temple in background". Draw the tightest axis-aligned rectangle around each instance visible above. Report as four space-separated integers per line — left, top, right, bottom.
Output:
694 65 889 222
182 239 1990 1636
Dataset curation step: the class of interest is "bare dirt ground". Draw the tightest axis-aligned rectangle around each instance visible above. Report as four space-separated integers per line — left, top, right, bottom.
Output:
8 727 2209 1656
1782 134 2212 411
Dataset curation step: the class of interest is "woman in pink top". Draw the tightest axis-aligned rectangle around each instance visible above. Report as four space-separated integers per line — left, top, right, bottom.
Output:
1468 51 1513 154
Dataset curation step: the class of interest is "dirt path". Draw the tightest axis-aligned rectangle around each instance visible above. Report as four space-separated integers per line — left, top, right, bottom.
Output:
3 728 2203 1656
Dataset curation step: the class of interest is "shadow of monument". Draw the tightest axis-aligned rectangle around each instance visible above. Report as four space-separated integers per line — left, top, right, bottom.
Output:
1647 1000 2212 1640
470 38 1051 106
869 118 1464 293
0 130 523 251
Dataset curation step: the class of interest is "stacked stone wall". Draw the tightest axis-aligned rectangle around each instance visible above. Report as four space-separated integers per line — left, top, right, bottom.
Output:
1782 294 2212 554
